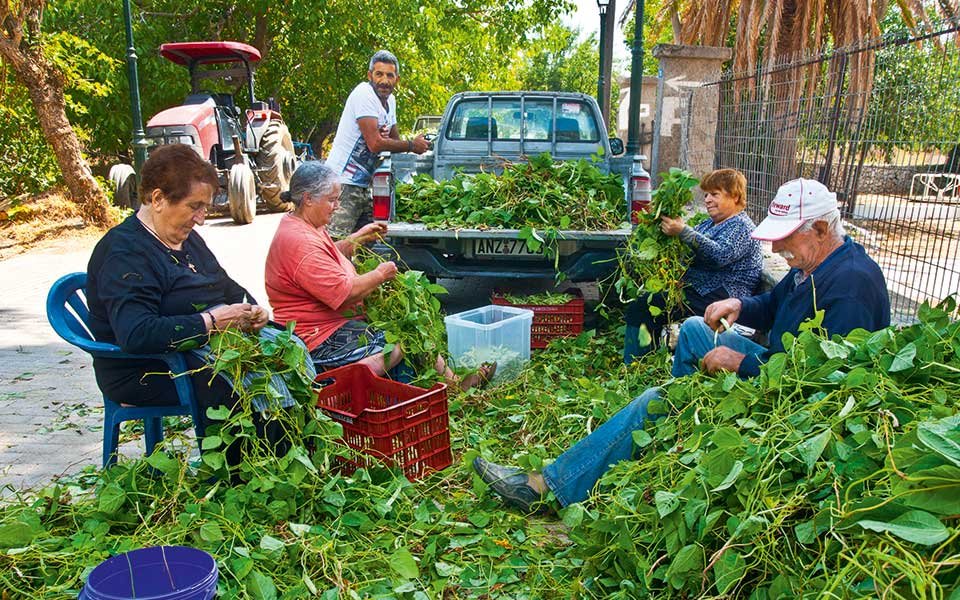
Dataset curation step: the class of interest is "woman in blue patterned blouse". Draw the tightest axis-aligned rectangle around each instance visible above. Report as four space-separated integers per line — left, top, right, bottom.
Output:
624 168 763 364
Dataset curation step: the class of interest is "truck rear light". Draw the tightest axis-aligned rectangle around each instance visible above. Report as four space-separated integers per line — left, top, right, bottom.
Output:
630 175 651 224
372 172 392 221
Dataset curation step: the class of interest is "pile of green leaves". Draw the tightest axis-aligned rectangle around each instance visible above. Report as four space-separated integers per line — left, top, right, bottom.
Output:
0 315 661 598
395 152 625 234
2 304 959 598
496 291 576 306
353 246 450 382
568 303 960 598
608 167 700 318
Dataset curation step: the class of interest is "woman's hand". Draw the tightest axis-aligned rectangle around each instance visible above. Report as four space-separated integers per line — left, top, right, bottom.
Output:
248 305 270 332
660 215 685 237
353 222 388 245
208 303 263 332
375 261 398 284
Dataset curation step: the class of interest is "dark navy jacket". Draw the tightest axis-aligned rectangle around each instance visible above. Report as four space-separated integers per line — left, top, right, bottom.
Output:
86 214 255 399
736 237 890 377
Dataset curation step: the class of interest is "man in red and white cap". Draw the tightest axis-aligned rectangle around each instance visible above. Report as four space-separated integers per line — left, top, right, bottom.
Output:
672 178 891 378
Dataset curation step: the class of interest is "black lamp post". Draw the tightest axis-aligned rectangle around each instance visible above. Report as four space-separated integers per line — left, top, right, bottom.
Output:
626 0 645 155
596 0 611 127
122 0 148 173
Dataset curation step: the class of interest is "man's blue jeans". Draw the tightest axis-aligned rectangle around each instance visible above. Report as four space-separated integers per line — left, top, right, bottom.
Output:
542 387 661 506
671 316 767 378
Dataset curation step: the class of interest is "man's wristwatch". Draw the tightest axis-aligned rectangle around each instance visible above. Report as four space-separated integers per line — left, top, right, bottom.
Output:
407 139 413 152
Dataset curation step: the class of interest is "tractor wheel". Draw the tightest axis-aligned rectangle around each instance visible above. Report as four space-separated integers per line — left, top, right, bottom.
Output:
108 163 137 209
228 162 256 225
256 120 296 212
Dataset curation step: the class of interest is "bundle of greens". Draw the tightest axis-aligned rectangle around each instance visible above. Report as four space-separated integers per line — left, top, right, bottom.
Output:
497 291 576 306
194 323 344 483
352 246 449 383
395 152 625 234
608 167 700 318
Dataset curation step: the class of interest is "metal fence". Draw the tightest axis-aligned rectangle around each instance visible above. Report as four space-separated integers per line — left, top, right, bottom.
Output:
697 19 960 323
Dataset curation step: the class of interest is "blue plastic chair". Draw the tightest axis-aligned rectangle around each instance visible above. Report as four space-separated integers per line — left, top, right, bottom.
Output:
46 273 206 467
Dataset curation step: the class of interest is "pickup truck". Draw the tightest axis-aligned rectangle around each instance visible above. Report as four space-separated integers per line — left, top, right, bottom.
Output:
371 91 651 281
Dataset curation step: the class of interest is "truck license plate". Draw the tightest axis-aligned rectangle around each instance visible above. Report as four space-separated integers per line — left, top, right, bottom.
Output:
473 239 544 257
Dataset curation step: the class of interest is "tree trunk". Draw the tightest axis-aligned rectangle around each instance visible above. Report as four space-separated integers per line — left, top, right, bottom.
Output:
0 34 112 227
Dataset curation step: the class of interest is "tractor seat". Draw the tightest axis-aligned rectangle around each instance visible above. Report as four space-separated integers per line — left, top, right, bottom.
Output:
212 93 237 112
183 93 216 107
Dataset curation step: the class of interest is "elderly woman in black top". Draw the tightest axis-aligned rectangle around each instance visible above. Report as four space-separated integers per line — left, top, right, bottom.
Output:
86 144 269 411
624 168 763 364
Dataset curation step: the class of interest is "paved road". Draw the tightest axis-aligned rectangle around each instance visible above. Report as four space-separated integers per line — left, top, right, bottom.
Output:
0 212 576 494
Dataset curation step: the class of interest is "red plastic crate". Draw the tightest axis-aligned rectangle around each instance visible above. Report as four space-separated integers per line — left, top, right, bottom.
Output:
491 289 585 349
314 363 451 481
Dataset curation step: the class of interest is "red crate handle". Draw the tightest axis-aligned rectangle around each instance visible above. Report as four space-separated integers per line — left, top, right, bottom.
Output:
403 400 430 421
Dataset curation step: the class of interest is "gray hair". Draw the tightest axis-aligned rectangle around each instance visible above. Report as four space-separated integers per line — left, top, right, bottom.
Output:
368 50 399 74
796 208 846 239
281 161 339 207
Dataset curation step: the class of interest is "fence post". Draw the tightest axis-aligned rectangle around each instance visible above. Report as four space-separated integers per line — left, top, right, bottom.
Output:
651 44 732 185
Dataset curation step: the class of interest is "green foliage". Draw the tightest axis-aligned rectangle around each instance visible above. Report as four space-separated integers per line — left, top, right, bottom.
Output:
352 246 449 381
2 303 960 596
517 23 598 95
0 91 60 197
0 312 664 598
396 152 625 266
570 298 960 597
608 167 699 317
497 291 576 306
869 7 960 161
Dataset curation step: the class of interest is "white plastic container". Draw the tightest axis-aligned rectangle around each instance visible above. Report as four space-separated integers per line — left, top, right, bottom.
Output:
444 305 534 382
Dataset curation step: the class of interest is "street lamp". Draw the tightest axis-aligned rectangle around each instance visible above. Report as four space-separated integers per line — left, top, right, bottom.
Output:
122 0 148 173
626 0 645 155
596 0 611 126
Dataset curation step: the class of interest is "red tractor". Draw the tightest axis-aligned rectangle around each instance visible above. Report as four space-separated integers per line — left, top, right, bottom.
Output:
109 41 296 224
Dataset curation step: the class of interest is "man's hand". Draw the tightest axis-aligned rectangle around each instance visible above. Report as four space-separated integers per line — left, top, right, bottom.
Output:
660 215 685 237
704 298 742 331
702 346 745 374
353 222 388 245
411 134 430 154
375 261 398 283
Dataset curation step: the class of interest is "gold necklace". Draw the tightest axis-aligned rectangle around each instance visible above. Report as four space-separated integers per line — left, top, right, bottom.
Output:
137 215 197 273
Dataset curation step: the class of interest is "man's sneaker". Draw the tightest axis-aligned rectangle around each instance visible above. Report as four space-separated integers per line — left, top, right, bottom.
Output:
472 456 545 513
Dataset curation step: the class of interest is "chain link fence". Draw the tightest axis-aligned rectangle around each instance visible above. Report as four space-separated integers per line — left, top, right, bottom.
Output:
695 19 960 323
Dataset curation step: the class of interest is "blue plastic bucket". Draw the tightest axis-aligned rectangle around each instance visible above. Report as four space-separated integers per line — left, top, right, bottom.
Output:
79 546 217 600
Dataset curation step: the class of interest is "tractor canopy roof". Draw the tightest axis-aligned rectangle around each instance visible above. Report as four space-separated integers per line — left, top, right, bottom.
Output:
159 41 261 67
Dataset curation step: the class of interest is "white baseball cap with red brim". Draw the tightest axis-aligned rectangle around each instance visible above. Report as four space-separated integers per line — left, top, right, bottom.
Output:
751 178 838 241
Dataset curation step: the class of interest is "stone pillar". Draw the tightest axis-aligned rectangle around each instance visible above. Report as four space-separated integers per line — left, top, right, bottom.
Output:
617 75 659 165
651 44 732 184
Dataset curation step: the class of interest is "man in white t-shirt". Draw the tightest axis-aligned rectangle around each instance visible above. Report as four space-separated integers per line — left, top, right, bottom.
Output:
325 50 430 238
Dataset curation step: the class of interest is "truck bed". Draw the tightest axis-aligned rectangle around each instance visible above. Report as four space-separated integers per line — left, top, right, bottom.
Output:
384 222 632 241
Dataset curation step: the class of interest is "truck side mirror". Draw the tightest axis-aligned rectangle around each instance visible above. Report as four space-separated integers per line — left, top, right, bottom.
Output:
609 137 625 156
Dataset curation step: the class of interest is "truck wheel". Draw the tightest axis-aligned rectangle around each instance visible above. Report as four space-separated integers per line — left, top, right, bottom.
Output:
256 120 296 212
108 163 137 209
228 162 256 225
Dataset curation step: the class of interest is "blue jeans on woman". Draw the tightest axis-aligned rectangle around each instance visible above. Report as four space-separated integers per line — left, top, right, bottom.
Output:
541 387 662 506
671 316 767 378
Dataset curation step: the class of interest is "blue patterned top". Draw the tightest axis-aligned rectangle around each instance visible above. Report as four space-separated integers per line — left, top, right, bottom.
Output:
679 211 763 298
